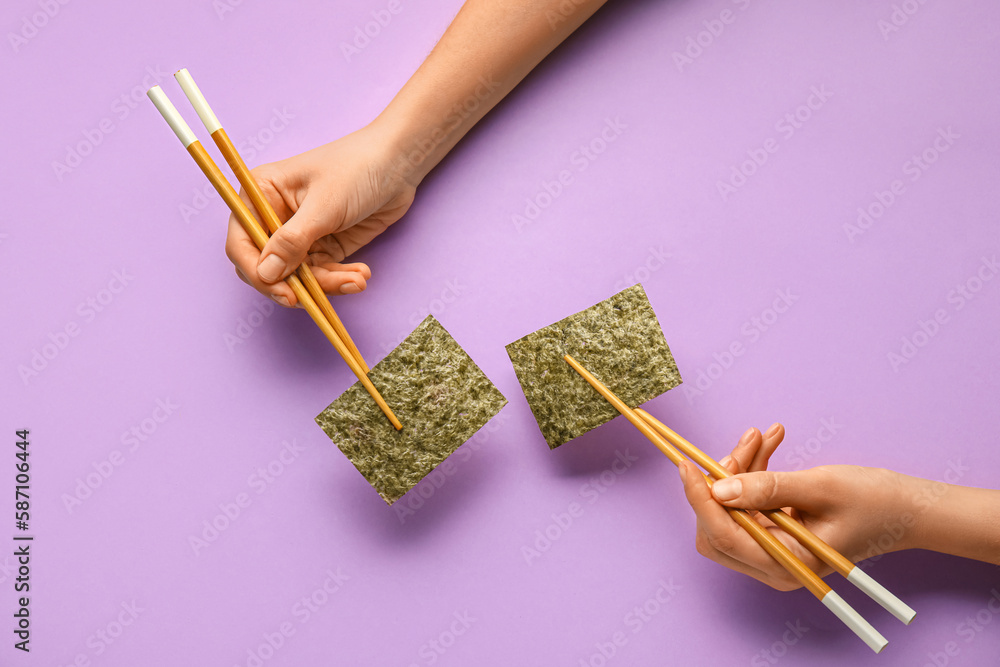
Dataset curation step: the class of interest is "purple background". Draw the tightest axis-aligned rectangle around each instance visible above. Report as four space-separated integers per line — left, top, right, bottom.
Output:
3 0 999 665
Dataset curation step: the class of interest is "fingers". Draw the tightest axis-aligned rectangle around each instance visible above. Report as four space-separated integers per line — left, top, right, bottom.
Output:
225 212 297 307
308 262 372 295
677 461 784 581
749 423 784 472
728 427 762 473
256 197 331 284
710 469 830 514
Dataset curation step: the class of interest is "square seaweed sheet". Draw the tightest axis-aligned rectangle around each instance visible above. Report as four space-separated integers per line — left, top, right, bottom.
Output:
316 315 506 505
505 284 682 448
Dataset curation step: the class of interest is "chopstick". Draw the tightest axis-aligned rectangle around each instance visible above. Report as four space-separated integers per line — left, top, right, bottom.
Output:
633 408 916 626
563 354 888 653
147 85 401 430
172 68 369 374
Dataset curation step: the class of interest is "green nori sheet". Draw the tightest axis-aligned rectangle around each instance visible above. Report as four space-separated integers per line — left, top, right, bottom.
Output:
315 315 507 505
505 284 681 449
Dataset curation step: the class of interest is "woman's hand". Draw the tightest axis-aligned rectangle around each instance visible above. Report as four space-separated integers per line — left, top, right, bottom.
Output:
225 123 417 307
677 425 914 590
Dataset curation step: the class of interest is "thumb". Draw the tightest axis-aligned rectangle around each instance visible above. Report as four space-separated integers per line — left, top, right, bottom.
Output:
256 198 330 284
710 470 821 511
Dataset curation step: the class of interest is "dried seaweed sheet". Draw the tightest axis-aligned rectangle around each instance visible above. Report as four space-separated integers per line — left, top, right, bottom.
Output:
505 284 681 449
316 315 507 505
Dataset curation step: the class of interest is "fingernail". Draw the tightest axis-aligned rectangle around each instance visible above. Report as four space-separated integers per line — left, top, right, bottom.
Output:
678 462 688 482
766 423 781 437
258 254 286 282
271 295 291 308
739 428 755 446
719 455 733 469
340 282 362 295
713 477 742 501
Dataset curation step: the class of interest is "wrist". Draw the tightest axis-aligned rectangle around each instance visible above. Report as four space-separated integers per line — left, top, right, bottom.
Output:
369 99 449 189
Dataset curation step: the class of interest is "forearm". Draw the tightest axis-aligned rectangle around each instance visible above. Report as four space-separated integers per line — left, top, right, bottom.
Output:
900 473 1000 564
373 0 608 184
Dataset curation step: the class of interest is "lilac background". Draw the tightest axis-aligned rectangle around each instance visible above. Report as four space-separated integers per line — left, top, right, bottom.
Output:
3 0 999 665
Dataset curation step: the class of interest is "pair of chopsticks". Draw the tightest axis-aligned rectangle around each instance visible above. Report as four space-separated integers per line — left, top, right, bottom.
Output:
147 69 400 430
564 354 915 654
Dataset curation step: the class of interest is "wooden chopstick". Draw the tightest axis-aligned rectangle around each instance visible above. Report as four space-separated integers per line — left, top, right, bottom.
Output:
147 85 401 430
172 68 369 374
562 354 888 653
633 408 916 626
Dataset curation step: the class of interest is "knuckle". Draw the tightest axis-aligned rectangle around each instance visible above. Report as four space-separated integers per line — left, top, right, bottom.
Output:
758 474 780 507
274 226 310 255
705 531 739 559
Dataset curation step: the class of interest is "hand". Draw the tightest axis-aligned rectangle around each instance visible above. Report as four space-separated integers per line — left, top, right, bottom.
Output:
225 123 417 307
677 425 912 591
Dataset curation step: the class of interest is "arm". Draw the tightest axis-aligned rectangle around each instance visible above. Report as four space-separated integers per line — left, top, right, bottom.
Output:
227 0 608 305
678 426 1000 591
377 0 609 186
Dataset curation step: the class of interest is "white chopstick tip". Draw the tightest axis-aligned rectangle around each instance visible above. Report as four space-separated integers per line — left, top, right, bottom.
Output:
147 85 197 148
847 566 917 625
821 590 889 654
174 68 223 135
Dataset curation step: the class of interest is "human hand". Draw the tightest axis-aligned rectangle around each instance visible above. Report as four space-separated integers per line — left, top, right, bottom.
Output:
225 123 417 307
677 425 913 590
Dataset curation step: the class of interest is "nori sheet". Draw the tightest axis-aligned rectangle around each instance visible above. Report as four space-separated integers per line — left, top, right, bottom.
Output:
316 315 507 505
505 284 681 449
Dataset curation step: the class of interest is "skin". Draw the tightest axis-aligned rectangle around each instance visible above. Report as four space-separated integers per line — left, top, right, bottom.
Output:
226 0 609 306
678 425 1000 591
224 2 1000 587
